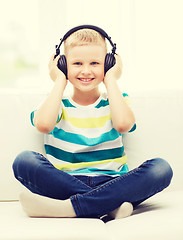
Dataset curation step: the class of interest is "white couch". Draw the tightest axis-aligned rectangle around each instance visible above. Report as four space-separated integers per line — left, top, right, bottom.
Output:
0 89 183 240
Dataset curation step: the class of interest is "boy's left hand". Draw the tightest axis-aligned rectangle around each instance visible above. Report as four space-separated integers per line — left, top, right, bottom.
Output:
103 54 122 84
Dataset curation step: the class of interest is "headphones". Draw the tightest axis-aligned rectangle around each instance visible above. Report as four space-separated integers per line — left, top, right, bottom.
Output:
54 25 117 79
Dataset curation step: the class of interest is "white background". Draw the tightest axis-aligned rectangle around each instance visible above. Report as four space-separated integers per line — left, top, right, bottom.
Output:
39 0 183 92
1 0 183 92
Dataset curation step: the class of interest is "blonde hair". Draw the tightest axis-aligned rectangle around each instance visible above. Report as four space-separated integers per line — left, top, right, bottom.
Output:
64 29 107 55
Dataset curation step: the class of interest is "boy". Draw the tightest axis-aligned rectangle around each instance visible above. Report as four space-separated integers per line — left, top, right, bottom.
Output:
13 26 173 219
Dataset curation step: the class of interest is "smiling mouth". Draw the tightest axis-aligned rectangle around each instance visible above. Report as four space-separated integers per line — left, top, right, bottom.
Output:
78 78 94 82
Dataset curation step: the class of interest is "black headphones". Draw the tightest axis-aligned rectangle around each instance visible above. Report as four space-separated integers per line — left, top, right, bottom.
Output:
54 25 117 79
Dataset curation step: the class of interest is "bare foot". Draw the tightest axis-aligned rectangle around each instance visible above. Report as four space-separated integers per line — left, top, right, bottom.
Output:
109 202 133 219
19 190 76 218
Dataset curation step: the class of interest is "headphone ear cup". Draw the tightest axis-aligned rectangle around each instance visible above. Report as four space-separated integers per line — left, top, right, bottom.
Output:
104 53 116 75
57 55 68 78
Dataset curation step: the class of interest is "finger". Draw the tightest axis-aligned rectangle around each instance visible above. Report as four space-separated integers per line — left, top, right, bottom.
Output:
48 54 60 68
115 55 122 69
48 54 55 67
53 55 60 65
115 54 122 63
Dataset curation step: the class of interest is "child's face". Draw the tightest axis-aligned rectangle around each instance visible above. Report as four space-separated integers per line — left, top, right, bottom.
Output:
66 44 106 93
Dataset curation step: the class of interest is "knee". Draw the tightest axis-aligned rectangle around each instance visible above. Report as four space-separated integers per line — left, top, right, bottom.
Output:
13 150 31 167
12 151 36 177
150 158 173 187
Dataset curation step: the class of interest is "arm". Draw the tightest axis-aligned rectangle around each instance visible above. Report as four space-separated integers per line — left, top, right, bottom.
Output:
33 54 67 133
103 55 135 134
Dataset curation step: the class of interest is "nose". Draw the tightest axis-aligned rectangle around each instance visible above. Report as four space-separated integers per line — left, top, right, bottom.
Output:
81 64 91 75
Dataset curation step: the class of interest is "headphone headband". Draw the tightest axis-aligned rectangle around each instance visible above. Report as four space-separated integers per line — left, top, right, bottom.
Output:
56 25 116 54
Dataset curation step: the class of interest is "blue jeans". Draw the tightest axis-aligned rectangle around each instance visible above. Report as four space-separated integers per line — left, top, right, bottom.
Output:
12 151 173 218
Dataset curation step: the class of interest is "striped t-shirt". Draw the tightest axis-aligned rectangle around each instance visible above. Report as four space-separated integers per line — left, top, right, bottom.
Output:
31 92 136 177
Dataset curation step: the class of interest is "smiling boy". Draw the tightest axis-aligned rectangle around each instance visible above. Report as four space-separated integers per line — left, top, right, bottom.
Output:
13 26 172 219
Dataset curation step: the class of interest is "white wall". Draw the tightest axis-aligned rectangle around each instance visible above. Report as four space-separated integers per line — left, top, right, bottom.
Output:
39 0 183 92
133 0 183 91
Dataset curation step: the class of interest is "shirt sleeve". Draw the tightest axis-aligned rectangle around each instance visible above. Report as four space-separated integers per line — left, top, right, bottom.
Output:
30 109 61 128
122 93 137 133
30 110 36 127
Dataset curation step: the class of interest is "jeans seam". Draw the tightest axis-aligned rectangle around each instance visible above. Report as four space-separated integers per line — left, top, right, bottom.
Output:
73 176 93 190
71 195 84 217
78 167 140 198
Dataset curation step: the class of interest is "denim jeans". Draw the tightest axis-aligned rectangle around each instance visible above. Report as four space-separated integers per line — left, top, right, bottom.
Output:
12 151 173 218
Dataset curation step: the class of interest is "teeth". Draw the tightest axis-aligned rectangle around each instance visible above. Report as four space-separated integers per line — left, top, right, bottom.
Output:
79 78 93 82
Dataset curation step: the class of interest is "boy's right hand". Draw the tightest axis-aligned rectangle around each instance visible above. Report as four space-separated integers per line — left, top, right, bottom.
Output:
48 54 67 84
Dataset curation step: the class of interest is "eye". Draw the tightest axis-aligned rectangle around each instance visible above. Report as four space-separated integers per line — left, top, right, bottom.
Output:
91 62 99 65
73 62 82 65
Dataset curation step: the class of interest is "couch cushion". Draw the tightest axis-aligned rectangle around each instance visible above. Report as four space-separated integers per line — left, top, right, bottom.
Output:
123 90 183 192
0 90 46 200
1 191 182 240
106 191 183 240
0 201 109 240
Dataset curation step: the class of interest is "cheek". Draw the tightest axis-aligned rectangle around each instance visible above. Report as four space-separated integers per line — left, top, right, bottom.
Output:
96 67 105 80
67 66 77 80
